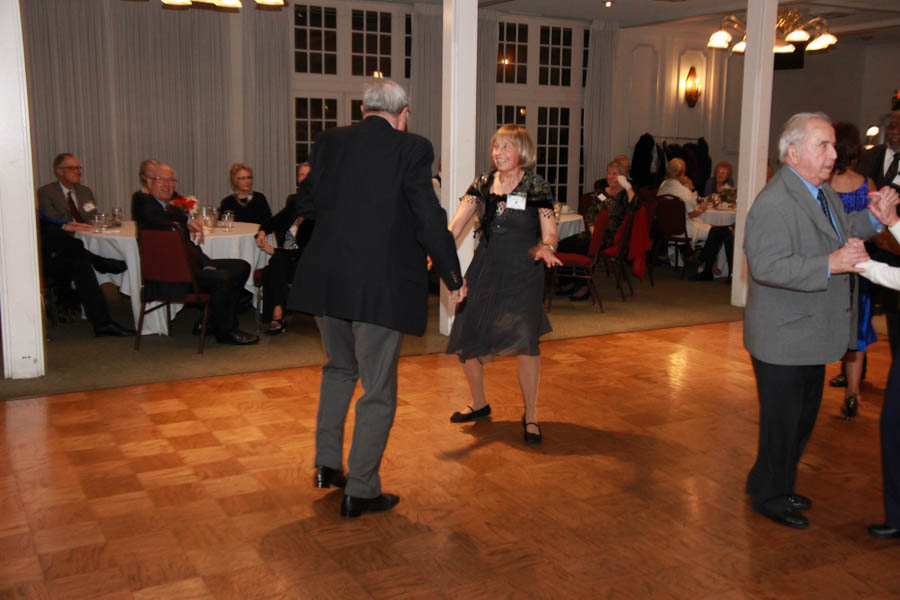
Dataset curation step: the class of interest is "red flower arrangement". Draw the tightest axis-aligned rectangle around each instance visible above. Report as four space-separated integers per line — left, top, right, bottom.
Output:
171 194 198 216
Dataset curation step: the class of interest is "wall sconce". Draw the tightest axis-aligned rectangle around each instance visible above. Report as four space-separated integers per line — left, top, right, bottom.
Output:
684 66 701 107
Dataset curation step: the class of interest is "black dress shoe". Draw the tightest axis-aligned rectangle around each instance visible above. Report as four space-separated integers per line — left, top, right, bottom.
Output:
340 493 399 518
314 466 346 489
841 394 859 420
569 289 590 302
690 268 714 281
94 321 136 337
216 330 260 345
867 524 900 539
829 373 848 388
755 502 809 529
91 255 127 274
787 494 812 511
450 404 491 423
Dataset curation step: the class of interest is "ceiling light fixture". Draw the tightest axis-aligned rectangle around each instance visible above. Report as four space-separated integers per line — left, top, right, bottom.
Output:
161 0 286 7
707 8 837 54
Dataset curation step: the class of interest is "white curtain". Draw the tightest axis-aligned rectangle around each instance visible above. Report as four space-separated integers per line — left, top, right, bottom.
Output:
409 4 442 165
475 11 498 175
242 6 293 211
582 19 619 191
22 0 237 216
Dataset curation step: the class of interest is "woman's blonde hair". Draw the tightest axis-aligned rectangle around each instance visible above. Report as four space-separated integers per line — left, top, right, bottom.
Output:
490 125 536 170
229 163 253 190
713 160 733 180
665 158 686 180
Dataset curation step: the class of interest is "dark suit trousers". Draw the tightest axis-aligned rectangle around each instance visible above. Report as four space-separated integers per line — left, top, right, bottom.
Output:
700 226 734 273
746 356 824 508
882 356 900 527
314 316 403 499
195 259 249 333
43 231 110 327
262 249 300 321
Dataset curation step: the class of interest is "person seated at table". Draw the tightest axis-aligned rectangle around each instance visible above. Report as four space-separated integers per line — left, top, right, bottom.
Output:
559 159 635 301
219 163 272 225
703 160 735 196
593 154 631 193
37 153 134 336
131 158 161 217
658 157 733 280
255 162 316 335
133 163 259 346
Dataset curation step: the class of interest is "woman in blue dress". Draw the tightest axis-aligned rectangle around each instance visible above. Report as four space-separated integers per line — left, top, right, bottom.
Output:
829 122 878 419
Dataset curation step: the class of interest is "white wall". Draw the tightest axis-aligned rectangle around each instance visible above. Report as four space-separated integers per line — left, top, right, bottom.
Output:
859 40 900 137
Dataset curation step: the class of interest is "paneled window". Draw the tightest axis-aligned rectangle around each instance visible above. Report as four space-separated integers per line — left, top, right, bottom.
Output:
294 5 337 75
579 108 585 194
536 106 570 203
497 21 528 84
539 26 572 87
295 97 338 164
352 9 391 77
496 105 526 129
582 30 590 88
405 14 412 79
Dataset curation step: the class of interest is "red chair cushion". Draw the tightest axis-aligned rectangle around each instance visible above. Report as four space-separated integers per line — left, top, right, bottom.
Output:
253 269 264 287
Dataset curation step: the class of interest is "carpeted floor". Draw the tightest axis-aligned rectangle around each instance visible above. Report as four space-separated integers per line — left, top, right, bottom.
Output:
0 266 743 399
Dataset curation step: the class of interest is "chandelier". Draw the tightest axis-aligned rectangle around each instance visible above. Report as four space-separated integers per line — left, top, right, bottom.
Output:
707 9 837 54
161 0 284 7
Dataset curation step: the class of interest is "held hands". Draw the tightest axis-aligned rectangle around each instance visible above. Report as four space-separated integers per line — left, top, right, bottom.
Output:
869 186 900 227
828 237 869 274
449 279 468 304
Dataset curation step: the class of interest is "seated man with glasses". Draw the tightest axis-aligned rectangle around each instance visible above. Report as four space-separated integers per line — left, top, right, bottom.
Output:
132 164 259 346
37 153 134 337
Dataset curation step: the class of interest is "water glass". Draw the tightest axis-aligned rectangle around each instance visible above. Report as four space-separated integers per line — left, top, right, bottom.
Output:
222 211 235 231
110 207 122 228
553 202 561 220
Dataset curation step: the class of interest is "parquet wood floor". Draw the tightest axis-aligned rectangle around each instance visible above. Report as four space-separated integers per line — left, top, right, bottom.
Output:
2 321 899 599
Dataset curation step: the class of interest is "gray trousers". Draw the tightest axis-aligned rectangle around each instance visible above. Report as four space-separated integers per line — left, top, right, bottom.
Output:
314 315 403 498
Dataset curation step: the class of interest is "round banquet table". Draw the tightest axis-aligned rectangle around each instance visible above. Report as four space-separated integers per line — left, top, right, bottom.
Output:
76 221 270 335
558 213 586 240
699 208 736 227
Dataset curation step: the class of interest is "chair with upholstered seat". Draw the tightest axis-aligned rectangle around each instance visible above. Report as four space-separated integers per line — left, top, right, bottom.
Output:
135 223 211 354
547 210 608 312
655 194 693 278
599 208 636 301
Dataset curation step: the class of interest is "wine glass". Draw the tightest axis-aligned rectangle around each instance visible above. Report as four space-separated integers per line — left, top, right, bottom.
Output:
110 207 122 228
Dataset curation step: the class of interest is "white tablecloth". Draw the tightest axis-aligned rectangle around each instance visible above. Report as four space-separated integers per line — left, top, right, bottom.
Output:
558 213 585 240
77 221 270 335
699 209 736 227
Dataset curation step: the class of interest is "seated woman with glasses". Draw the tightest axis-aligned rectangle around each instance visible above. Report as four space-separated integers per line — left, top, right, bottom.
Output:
219 163 271 224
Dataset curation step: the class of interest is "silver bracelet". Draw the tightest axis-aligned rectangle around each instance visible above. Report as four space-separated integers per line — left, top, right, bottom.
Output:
544 242 556 253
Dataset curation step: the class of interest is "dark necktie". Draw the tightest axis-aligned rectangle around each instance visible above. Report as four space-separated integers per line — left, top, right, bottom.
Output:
66 191 84 223
817 189 843 243
886 152 900 185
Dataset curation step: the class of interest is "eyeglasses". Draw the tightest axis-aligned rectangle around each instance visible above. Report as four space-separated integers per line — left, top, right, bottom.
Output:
236 176 253 180
152 176 177 183
61 166 83 171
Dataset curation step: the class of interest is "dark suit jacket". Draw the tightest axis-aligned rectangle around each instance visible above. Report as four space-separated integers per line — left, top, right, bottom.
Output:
287 115 463 336
132 192 211 270
37 181 98 223
857 145 892 189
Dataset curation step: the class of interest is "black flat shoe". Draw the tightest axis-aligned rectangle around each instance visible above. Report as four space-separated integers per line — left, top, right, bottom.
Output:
829 373 848 388
216 329 260 345
569 290 590 302
868 524 900 539
755 503 809 529
340 493 399 518
265 318 287 336
841 394 859 420
94 321 136 337
522 417 542 445
554 283 576 296
450 404 491 423
787 494 812 511
690 269 714 281
314 466 346 489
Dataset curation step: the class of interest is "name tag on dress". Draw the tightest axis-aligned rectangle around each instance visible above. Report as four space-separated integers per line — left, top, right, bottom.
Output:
597 193 607 202
507 194 526 211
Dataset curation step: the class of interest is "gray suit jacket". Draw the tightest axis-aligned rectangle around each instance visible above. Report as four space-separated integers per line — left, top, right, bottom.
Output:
744 165 878 365
37 181 97 222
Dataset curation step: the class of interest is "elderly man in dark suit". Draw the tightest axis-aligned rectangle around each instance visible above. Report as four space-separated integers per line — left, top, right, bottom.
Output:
37 153 133 337
288 78 466 518
744 112 898 529
132 164 258 346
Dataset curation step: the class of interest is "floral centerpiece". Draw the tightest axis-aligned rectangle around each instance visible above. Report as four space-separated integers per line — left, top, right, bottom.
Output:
171 194 199 217
718 184 737 207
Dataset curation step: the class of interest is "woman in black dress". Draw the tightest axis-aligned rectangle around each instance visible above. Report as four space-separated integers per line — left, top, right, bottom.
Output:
446 125 562 444
220 163 272 224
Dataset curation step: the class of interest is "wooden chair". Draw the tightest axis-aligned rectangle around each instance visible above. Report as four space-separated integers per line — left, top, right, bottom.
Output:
655 194 693 279
599 209 636 301
548 210 608 312
135 223 211 354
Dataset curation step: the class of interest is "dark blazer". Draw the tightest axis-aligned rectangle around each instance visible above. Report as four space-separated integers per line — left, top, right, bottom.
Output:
744 166 878 365
287 115 463 336
132 192 211 269
857 145 896 190
37 181 98 222
260 191 314 251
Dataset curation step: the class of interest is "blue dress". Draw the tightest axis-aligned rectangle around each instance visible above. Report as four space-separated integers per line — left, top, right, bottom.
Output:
838 180 877 351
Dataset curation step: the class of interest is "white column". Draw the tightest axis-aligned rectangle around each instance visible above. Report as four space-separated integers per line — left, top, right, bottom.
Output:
0 0 44 378
731 0 777 307
438 0 478 335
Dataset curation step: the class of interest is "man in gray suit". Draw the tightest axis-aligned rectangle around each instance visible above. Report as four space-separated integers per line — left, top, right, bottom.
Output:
744 112 898 529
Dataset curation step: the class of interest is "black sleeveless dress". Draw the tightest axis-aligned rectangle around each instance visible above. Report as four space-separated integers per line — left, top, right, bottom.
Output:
446 170 554 361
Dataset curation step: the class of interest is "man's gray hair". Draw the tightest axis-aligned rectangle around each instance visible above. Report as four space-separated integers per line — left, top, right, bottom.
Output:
778 112 831 161
362 78 409 116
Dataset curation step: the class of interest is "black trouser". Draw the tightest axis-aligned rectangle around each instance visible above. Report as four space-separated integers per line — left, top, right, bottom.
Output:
195 259 250 334
262 248 300 321
746 357 824 509
42 231 111 327
882 355 900 527
700 226 734 273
